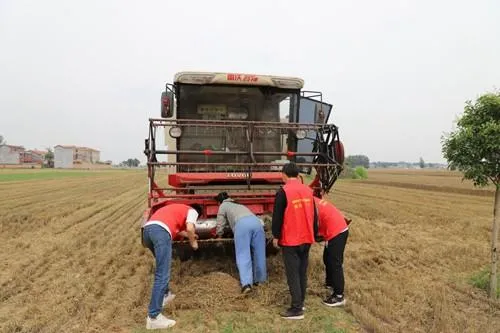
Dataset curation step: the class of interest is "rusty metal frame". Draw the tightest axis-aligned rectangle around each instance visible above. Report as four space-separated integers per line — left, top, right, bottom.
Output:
144 117 343 208
301 90 323 101
144 118 341 165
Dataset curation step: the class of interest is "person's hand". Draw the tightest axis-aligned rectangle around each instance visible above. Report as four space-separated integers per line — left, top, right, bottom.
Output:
190 240 198 250
272 238 280 249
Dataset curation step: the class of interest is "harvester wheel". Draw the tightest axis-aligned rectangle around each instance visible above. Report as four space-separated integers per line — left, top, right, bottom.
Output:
334 140 345 165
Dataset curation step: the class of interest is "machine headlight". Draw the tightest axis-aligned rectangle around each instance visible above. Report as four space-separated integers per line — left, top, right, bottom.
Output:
169 126 183 138
295 130 306 139
228 110 248 120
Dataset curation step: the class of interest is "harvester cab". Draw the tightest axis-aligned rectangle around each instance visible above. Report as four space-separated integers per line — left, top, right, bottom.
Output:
143 71 344 259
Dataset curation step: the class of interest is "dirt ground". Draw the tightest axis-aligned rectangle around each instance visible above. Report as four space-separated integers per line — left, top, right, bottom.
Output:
334 169 499 333
0 169 499 333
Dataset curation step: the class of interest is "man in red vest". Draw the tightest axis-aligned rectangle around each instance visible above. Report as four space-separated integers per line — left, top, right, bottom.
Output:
314 192 350 307
141 203 202 330
272 162 318 320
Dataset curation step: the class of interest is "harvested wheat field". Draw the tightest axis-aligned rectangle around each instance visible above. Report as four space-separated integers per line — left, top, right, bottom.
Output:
0 168 499 333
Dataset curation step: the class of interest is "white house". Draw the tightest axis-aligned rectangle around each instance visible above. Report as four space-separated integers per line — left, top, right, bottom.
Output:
0 145 24 164
54 145 102 168
54 145 75 168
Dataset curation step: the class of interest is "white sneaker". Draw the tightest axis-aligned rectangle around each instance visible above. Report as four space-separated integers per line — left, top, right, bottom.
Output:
146 313 176 329
162 291 176 306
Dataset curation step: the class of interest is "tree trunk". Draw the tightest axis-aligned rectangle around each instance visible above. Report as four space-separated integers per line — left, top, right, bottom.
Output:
490 185 500 299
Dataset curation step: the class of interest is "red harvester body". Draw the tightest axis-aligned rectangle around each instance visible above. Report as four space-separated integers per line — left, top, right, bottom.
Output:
143 71 344 259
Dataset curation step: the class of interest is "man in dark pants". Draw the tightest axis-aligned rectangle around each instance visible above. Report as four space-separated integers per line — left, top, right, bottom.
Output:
314 193 350 307
272 162 318 319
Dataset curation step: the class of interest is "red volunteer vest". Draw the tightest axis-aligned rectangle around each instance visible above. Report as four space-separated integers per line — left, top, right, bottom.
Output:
149 203 191 239
280 178 315 246
314 197 348 241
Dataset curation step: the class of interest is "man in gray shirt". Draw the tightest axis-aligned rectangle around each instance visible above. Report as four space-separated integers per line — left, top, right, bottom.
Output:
215 192 267 293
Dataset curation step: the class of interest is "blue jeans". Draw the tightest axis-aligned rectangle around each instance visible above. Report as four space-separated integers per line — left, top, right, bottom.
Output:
142 224 172 318
234 216 267 286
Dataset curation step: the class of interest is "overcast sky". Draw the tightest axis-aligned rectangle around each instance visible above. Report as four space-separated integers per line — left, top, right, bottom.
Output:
1 0 498 164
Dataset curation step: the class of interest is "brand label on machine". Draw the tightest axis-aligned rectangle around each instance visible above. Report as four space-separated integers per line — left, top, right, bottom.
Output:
226 73 258 82
226 172 250 178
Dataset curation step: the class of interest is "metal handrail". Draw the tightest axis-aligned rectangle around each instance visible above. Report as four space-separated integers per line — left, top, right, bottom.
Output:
151 192 277 199
153 150 327 156
152 186 279 191
148 162 336 167
144 114 344 205
148 118 337 130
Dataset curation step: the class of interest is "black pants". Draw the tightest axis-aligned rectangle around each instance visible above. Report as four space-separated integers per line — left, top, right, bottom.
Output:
282 244 311 310
323 229 349 296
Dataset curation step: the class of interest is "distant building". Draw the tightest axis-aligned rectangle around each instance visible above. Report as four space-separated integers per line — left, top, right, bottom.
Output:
0 145 25 164
20 150 46 164
31 149 48 157
74 147 99 164
54 146 74 168
54 145 101 168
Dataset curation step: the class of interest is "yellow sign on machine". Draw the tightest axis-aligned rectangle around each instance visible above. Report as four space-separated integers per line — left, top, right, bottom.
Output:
197 104 227 115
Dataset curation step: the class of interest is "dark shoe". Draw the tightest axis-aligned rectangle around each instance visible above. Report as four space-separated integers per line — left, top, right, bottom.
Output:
241 285 252 294
280 307 304 320
323 295 345 307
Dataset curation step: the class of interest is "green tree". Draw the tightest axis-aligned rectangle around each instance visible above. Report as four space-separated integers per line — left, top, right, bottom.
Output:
44 148 54 168
0 134 5 145
354 166 368 179
345 155 370 168
121 158 141 168
419 157 425 169
441 92 500 299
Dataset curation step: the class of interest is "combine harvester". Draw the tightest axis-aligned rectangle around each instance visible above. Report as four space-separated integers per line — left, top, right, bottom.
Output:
143 71 345 260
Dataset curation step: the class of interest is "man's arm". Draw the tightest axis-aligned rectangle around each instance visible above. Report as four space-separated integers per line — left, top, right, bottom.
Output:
185 223 198 250
215 204 227 237
271 188 287 240
178 230 199 239
313 199 322 242
185 209 199 250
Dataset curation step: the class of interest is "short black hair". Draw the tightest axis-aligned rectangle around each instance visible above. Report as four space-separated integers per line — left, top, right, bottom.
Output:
214 191 229 204
282 162 300 177
189 203 203 216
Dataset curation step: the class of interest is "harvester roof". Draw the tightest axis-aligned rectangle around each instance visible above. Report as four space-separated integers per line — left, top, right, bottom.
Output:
173 71 304 89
